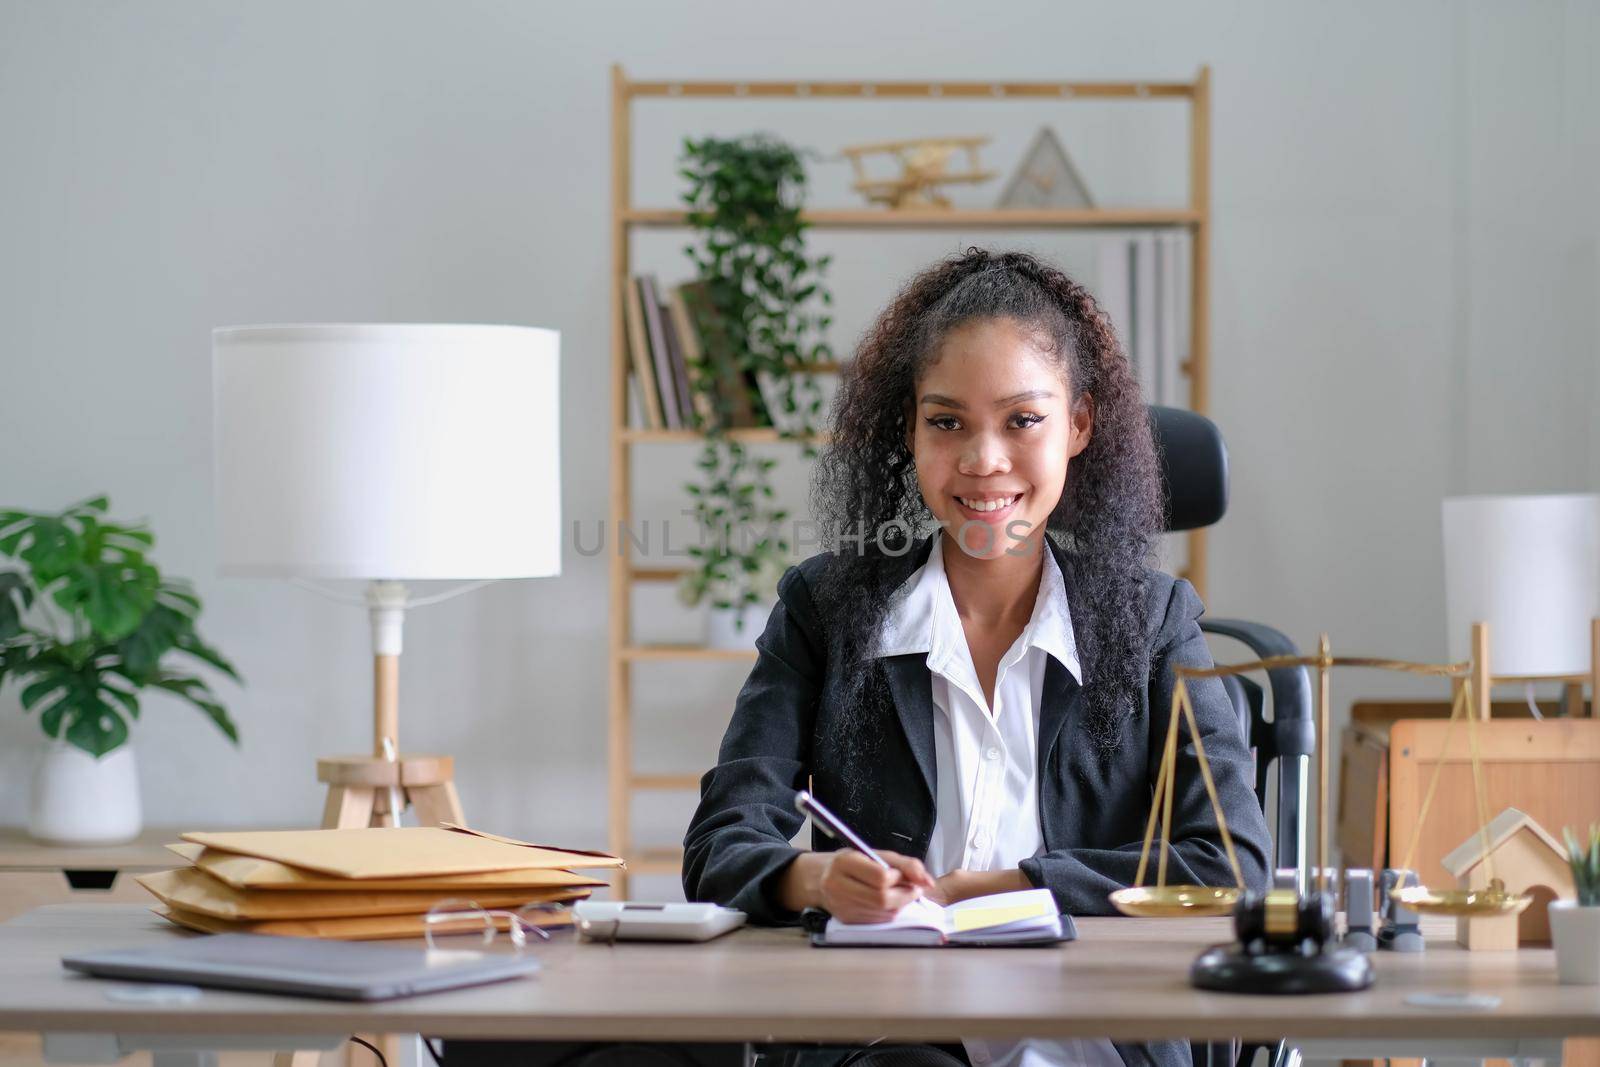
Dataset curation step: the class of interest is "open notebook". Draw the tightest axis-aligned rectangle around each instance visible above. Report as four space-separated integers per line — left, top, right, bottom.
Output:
814 888 1073 947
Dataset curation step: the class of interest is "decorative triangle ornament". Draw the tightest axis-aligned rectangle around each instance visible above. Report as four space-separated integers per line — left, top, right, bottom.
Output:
996 127 1094 210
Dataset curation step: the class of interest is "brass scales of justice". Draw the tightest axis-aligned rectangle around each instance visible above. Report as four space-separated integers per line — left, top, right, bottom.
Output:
1111 635 1530 994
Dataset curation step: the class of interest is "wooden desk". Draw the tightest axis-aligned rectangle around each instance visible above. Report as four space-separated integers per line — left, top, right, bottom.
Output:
2 905 1599 1047
0 829 184 925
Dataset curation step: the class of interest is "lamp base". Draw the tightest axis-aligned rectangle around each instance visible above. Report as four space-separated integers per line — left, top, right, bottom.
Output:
1191 942 1374 995
317 753 464 829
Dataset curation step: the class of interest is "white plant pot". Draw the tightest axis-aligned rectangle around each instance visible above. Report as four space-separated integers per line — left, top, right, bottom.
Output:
28 742 142 845
706 603 772 651
1550 900 1600 985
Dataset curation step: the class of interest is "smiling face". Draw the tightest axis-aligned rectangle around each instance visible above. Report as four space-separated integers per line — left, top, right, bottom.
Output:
909 317 1092 560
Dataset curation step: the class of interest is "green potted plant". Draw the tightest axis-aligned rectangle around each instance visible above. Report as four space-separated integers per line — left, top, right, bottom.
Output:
676 133 833 647
0 496 240 843
1553 824 1600 984
674 441 792 647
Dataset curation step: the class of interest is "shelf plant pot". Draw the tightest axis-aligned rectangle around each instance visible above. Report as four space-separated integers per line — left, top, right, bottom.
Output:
706 603 771 651
1550 900 1600 984
28 742 142 845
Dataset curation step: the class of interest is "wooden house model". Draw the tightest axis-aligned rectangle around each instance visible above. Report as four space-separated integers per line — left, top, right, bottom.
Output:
1441 807 1575 950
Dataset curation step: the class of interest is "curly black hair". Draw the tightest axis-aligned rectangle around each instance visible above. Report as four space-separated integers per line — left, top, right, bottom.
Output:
809 247 1163 750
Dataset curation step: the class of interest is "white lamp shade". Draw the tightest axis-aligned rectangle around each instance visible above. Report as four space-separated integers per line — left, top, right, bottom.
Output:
213 324 561 580
1443 493 1600 676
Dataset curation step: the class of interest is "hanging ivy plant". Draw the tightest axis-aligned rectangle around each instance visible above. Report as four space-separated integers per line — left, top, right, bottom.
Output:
676 134 834 621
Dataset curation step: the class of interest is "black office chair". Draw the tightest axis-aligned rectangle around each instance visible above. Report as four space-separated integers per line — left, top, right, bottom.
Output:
756 410 1313 1067
1152 405 1309 1067
1152 405 1313 882
759 410 1309 1067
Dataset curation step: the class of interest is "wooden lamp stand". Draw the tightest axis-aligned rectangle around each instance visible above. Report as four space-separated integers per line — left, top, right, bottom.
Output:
1453 619 1600 721
316 582 466 830
213 324 559 835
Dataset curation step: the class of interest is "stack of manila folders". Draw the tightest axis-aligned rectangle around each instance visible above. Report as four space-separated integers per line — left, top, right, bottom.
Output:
138 824 625 939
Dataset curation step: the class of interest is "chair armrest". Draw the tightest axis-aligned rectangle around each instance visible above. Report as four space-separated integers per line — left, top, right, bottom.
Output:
1199 618 1313 756
1201 618 1315 878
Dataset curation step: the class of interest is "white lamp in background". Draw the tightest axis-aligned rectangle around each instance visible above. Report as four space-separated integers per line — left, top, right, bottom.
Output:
213 323 561 827
1443 493 1600 720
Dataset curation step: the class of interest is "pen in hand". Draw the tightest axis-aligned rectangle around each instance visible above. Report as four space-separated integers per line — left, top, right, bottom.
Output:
793 790 936 904
794 789 890 868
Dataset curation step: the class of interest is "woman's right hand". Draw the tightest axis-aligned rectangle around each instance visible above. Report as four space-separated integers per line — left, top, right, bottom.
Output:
782 849 935 923
822 850 936 923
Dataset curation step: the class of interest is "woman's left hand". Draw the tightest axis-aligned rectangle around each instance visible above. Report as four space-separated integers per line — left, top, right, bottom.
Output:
927 867 1032 906
926 869 976 906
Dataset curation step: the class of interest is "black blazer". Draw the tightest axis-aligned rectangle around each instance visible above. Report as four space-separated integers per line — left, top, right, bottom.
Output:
682 536 1272 1065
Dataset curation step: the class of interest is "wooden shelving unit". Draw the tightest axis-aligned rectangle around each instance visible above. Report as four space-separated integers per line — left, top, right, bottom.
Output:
621 645 760 663
620 428 830 445
622 208 1203 229
609 64 1213 895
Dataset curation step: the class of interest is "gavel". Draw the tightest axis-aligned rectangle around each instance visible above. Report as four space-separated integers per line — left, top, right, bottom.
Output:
1232 888 1335 953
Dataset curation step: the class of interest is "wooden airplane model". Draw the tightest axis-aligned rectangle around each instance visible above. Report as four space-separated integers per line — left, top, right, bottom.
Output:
839 136 996 210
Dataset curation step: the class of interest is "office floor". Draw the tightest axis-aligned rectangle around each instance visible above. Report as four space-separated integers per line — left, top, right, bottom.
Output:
0 1033 40 1066
0 1032 377 1067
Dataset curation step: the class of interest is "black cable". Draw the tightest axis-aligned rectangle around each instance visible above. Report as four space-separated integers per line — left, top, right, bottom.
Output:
426 1040 711 1067
422 1038 446 1067
541 1045 707 1067
348 1036 388 1067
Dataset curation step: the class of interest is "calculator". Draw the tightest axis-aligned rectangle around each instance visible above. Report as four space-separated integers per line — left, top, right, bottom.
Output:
572 901 747 942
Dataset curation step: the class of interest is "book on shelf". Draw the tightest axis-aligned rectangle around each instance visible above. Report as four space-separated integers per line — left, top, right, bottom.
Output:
626 374 646 431
1165 230 1190 408
645 275 696 427
665 285 715 429
1092 231 1192 576
1093 231 1191 408
624 275 665 430
637 275 681 430
1092 237 1132 359
675 281 767 429
1156 234 1178 408
626 275 838 433
813 887 1070 948
1130 233 1158 407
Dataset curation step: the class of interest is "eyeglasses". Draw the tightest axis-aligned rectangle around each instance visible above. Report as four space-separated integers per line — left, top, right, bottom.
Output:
422 898 573 951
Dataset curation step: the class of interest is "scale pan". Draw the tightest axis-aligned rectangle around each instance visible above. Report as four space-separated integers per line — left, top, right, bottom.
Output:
1390 882 1531 917
1110 885 1241 918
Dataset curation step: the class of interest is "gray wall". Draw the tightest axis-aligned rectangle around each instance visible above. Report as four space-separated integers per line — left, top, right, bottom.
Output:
1 1 1596 896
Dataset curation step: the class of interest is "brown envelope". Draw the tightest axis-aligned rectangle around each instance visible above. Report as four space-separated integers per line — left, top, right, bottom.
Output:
137 867 591 921
153 903 575 941
179 824 625 879
165 843 609 892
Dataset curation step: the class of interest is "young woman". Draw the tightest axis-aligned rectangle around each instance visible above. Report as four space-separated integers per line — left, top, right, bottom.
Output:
683 249 1272 1067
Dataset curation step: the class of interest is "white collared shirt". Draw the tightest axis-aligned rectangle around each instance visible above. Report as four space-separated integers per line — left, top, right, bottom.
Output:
878 531 1079 876
878 534 1122 1067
